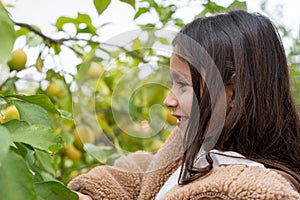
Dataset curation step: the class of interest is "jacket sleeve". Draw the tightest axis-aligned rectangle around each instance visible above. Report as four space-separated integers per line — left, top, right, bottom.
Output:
161 165 300 200
67 128 182 200
67 150 154 199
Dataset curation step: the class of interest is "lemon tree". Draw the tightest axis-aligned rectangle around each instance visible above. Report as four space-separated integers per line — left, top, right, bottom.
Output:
0 0 299 199
0 94 77 199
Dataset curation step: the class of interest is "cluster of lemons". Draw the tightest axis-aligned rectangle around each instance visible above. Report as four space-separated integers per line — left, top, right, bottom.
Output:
0 103 96 161
2 49 98 160
0 49 26 123
2 49 177 160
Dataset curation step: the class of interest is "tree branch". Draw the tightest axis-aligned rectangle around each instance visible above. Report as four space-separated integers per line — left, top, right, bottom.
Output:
14 22 64 44
14 22 164 64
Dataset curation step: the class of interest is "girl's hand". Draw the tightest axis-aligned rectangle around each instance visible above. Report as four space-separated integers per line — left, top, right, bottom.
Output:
75 191 92 200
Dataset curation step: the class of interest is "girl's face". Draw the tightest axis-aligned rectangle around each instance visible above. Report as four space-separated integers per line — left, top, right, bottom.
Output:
164 53 194 130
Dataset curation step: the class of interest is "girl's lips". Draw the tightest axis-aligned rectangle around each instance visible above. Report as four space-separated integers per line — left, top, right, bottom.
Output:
177 117 182 126
171 113 189 126
175 116 188 126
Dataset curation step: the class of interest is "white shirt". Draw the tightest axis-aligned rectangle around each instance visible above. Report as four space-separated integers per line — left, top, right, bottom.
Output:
155 149 265 200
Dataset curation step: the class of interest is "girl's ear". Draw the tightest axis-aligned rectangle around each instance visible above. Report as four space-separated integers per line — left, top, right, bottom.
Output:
225 74 235 109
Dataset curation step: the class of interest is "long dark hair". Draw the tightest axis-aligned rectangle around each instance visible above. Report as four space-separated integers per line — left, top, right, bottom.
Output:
172 10 300 184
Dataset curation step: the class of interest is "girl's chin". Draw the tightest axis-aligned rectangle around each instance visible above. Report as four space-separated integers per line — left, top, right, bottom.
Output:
176 119 188 130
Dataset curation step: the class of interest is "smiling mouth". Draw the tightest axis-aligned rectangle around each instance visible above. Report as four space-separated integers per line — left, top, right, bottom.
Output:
177 118 181 126
176 116 188 126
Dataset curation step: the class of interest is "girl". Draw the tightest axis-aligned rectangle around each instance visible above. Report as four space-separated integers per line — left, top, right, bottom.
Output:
69 10 300 199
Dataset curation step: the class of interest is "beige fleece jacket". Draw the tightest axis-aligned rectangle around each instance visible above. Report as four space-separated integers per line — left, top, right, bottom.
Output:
68 128 300 199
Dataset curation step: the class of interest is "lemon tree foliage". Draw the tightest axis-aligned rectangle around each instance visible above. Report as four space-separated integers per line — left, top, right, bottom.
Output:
0 0 299 198
0 6 16 63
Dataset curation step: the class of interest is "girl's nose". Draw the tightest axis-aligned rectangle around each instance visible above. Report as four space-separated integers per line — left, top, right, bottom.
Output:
164 91 178 108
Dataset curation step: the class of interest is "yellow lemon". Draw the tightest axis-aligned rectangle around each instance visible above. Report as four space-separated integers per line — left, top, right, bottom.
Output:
0 105 20 123
164 109 177 125
64 144 82 161
73 125 96 150
87 62 103 79
7 49 27 71
151 140 164 151
45 83 65 97
96 112 106 121
54 128 62 134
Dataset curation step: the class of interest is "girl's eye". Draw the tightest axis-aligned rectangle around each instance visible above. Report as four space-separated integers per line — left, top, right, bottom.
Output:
177 81 188 88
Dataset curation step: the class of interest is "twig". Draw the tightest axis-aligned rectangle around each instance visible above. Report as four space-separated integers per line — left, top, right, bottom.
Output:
14 22 158 63
14 22 64 44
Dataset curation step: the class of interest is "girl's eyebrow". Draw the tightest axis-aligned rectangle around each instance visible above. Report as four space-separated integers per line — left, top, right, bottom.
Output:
171 70 190 82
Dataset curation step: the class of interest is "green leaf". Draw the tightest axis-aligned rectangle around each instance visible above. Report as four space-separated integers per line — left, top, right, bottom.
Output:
55 14 96 36
7 94 60 114
205 0 226 13
158 37 169 45
77 13 93 24
52 43 61 54
132 38 141 50
120 0 135 9
0 126 10 166
39 172 57 183
35 150 55 175
197 0 227 17
156 4 176 25
25 146 35 165
4 120 62 152
60 128 74 145
0 63 10 86
0 7 16 64
35 54 43 72
134 7 149 19
13 143 35 166
13 100 51 128
174 18 184 27
0 152 36 200
58 109 73 120
5 94 73 120
0 97 7 107
35 181 78 200
84 144 113 164
55 16 75 31
139 23 155 29
94 0 111 15
228 0 247 10
26 32 43 47
16 27 30 37
0 76 17 95
72 44 86 55
76 13 97 35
